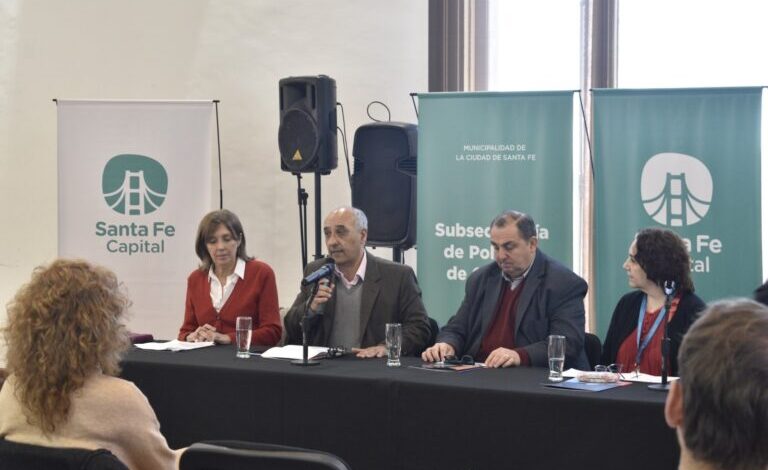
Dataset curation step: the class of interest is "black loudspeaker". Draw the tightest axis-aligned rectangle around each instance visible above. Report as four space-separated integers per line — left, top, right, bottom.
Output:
352 122 417 249
278 75 337 174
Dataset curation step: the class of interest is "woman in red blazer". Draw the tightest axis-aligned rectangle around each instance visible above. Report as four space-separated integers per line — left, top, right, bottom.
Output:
178 210 281 346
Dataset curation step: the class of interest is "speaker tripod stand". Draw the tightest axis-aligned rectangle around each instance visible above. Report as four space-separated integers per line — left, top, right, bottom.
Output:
294 171 325 270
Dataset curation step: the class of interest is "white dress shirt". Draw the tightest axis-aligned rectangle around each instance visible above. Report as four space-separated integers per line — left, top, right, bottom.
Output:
208 258 246 311
335 250 367 289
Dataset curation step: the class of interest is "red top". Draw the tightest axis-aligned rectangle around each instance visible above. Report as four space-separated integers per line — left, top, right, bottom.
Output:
177 259 282 346
615 295 680 375
478 279 529 365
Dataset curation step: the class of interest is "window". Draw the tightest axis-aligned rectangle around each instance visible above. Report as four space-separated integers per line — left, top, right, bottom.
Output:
619 0 768 88
488 0 580 92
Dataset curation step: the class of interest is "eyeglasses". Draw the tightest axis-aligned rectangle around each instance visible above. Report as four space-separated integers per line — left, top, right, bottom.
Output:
443 355 475 366
595 363 624 379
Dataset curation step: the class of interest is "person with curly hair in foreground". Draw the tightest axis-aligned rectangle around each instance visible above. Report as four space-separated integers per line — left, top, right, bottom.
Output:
0 259 181 469
601 228 706 376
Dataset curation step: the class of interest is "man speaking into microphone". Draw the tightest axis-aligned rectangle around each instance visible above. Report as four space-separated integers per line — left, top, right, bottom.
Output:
284 207 430 358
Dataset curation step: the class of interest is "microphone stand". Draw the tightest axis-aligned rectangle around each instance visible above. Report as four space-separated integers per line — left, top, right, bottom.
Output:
292 283 321 366
649 281 674 391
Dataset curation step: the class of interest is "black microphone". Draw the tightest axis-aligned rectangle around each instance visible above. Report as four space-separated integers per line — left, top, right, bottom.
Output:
301 258 335 286
663 281 676 297
302 258 335 316
313 275 336 316
650 280 676 391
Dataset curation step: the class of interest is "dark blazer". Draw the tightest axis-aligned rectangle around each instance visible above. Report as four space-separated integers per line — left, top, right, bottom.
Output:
600 290 705 376
284 252 431 355
437 249 589 369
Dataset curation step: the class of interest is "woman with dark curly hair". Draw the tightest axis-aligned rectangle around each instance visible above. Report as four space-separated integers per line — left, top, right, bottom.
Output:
601 228 706 376
0 259 180 469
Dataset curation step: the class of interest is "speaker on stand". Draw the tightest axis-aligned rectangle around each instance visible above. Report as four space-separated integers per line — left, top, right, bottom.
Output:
278 75 337 268
352 121 417 263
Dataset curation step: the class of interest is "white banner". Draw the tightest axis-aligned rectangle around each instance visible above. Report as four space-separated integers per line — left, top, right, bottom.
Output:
57 100 214 339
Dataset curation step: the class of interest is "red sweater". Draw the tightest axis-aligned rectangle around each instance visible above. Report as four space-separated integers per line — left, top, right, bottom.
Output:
177 259 282 346
477 279 530 365
615 296 680 375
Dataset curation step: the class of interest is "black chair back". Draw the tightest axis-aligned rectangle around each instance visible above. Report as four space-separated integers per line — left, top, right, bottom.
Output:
584 332 602 370
0 437 128 470
180 441 351 470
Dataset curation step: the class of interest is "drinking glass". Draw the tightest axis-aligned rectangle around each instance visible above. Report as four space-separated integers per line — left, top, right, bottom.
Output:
385 323 402 367
235 316 252 359
547 335 566 381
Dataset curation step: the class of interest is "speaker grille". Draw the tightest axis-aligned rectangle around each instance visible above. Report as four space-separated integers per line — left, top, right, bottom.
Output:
278 75 337 173
279 108 319 172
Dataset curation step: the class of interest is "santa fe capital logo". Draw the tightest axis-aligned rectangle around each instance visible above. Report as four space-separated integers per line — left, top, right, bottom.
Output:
640 153 713 227
102 154 168 215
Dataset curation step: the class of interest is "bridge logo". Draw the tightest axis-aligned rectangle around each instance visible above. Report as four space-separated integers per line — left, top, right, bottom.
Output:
640 153 713 227
102 154 168 215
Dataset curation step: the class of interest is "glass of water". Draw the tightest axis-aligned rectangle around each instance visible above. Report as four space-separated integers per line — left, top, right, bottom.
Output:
547 334 566 381
385 323 402 367
235 316 252 359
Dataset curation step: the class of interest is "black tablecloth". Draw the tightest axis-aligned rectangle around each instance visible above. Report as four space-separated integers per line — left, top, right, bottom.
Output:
121 345 678 470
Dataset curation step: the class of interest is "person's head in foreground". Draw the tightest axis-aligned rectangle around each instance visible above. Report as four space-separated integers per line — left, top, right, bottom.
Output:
665 298 768 470
3 258 129 434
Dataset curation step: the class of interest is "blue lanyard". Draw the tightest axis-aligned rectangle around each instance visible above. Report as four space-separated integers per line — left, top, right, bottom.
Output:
635 295 669 367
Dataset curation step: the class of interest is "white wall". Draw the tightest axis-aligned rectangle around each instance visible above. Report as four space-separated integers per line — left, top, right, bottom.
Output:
0 0 428 365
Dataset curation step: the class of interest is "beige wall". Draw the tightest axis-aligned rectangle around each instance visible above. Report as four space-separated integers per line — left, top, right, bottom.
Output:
0 0 427 365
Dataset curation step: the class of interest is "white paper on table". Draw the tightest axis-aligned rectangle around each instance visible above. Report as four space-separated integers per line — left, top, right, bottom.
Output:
563 368 584 378
261 344 329 360
134 339 215 352
562 368 678 383
619 372 678 383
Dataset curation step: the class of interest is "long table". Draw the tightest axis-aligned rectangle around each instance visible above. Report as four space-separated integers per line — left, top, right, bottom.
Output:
121 345 678 470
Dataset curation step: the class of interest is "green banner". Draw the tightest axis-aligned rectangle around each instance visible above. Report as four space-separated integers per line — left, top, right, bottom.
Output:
417 91 574 325
593 87 763 337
